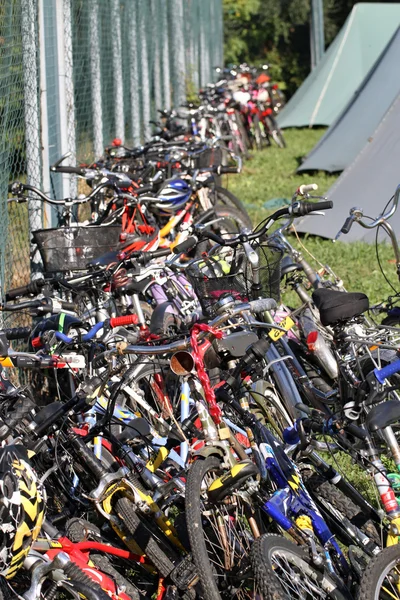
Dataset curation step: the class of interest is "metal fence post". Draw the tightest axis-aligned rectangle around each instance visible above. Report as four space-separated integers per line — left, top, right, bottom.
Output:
128 1 141 145
21 0 42 274
171 0 186 108
54 0 74 199
139 1 151 141
63 0 77 198
38 0 51 229
151 0 162 113
199 0 211 87
111 0 125 142
89 0 104 158
161 0 171 109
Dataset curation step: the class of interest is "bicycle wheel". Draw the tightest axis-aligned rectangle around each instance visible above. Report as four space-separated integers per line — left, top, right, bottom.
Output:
116 359 183 434
185 456 257 600
301 469 382 549
194 204 253 257
251 114 264 151
213 186 252 229
205 204 252 237
251 534 349 600
265 116 286 148
115 497 176 578
358 544 400 599
57 581 110 599
90 553 140 600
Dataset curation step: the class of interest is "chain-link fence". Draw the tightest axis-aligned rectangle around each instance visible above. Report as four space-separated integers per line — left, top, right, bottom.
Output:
0 0 223 301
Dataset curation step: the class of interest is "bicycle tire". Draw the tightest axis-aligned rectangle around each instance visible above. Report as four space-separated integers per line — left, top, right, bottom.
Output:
194 204 253 258
115 497 176 578
265 116 286 149
59 580 110 599
90 553 140 600
251 533 348 600
116 358 182 434
149 303 182 335
185 456 224 600
185 456 256 600
302 469 382 548
211 204 253 235
357 544 400 599
213 186 252 229
251 114 264 151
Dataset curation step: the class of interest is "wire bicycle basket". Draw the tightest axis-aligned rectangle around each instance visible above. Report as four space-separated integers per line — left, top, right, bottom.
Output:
187 242 282 315
187 252 249 315
32 225 122 273
250 242 283 304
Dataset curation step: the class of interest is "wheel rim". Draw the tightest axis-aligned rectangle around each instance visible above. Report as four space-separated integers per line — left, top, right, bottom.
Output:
200 468 255 599
268 548 334 599
373 557 400 599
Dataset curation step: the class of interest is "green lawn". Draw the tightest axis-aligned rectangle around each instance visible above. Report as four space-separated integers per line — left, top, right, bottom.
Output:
225 129 399 306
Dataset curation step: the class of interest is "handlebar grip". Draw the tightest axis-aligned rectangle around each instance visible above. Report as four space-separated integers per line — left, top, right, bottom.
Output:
374 358 400 384
5 279 46 301
217 166 239 175
92 352 108 369
312 200 333 211
59 300 75 311
249 298 277 313
3 327 32 341
345 423 368 440
147 248 171 259
293 201 333 217
172 236 198 254
50 166 86 176
109 315 139 328
135 184 154 196
130 247 171 266
298 183 318 195
341 216 355 235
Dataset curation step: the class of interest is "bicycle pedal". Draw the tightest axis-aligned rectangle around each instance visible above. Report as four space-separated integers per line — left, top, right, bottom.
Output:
207 460 259 504
170 554 198 590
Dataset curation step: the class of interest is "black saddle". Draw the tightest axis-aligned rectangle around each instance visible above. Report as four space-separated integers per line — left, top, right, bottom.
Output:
312 288 369 326
366 400 400 432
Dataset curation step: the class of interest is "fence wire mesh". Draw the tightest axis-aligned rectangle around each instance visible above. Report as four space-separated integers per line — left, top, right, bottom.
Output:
0 0 223 304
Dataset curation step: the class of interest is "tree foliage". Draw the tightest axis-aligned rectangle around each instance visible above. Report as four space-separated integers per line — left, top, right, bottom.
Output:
223 0 397 96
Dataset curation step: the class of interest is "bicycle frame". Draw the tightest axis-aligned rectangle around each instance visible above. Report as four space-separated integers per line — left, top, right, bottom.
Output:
31 536 143 600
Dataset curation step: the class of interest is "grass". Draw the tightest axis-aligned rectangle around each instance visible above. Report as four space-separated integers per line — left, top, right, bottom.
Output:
225 129 400 501
225 128 399 306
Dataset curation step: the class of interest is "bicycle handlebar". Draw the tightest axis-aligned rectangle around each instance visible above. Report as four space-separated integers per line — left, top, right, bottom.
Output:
8 180 119 206
92 297 277 368
197 200 333 247
50 165 87 176
1 297 75 314
336 183 400 240
5 278 47 301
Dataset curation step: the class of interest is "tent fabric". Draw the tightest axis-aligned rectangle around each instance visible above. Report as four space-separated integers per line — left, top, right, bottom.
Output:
277 3 400 129
297 27 400 173
295 94 400 243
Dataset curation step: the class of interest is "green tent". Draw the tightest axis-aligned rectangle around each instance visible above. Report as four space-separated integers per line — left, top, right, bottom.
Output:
277 3 400 128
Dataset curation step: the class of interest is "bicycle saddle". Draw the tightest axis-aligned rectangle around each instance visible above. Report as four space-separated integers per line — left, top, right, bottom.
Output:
312 288 369 326
366 400 400 432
